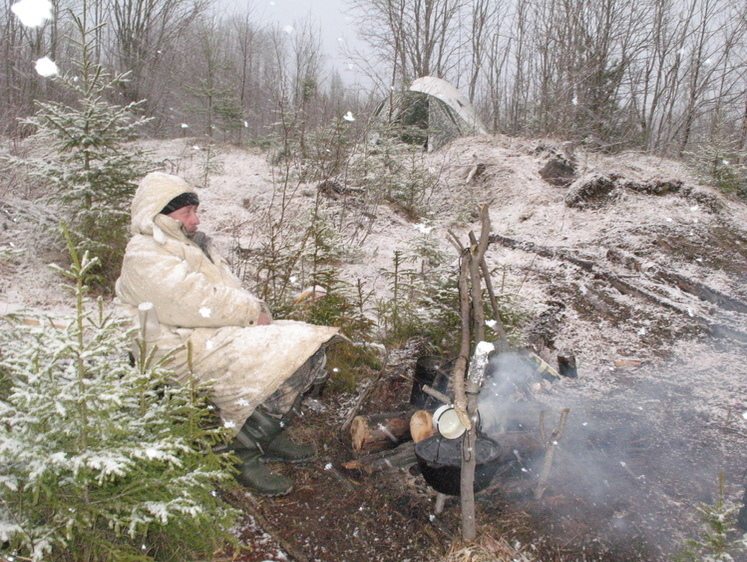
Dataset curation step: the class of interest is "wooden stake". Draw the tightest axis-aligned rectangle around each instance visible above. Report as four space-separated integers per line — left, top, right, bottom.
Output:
534 408 570 500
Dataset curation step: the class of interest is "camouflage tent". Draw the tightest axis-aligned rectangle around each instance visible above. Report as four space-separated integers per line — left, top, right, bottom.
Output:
374 76 488 151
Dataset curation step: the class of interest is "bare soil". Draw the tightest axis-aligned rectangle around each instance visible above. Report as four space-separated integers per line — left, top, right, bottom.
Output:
2 134 746 561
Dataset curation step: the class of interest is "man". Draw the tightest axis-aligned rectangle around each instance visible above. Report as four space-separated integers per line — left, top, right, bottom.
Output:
116 171 339 496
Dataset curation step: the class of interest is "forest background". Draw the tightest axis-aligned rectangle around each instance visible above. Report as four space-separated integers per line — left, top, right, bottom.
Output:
3 0 747 171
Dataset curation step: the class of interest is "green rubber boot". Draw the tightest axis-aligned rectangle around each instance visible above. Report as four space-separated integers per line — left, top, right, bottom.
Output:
232 408 295 496
233 448 294 496
263 431 317 464
238 406 317 464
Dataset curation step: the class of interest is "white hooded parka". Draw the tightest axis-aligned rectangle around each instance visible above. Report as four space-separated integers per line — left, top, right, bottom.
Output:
115 172 339 431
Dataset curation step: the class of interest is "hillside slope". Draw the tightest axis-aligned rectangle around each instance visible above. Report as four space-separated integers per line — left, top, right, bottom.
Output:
2 134 746 559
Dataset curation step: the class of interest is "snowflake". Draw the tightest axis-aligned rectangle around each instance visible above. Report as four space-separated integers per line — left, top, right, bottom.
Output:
35 57 57 77
199 307 211 318
11 0 52 27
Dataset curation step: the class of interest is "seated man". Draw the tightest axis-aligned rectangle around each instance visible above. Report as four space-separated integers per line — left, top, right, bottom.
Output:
116 171 339 496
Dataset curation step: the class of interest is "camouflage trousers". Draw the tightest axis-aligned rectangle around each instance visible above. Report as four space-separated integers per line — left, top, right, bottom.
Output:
260 347 328 417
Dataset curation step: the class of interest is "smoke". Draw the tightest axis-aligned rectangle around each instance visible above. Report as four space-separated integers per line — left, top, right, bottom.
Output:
478 351 540 435
473 350 745 558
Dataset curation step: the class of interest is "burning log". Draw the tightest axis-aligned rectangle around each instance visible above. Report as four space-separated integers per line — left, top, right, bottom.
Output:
351 410 414 453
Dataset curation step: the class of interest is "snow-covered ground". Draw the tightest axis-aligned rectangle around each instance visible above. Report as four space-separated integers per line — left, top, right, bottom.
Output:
2 134 746 558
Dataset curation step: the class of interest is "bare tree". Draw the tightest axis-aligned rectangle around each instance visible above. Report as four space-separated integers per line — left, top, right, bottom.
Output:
467 0 490 102
528 0 647 143
348 0 467 88
108 0 211 111
676 0 740 155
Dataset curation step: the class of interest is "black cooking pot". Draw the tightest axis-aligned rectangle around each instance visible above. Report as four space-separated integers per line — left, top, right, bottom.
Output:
415 434 502 496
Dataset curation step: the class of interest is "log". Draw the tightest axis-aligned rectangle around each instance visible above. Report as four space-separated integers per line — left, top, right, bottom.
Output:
341 441 417 473
489 233 747 343
606 247 747 313
410 410 434 443
342 430 544 475
351 410 414 453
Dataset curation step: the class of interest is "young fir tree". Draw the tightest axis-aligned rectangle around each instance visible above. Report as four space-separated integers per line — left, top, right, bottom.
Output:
14 11 152 289
0 230 239 561
678 473 747 562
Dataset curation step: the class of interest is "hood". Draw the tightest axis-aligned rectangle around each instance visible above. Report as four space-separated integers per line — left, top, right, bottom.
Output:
130 172 196 243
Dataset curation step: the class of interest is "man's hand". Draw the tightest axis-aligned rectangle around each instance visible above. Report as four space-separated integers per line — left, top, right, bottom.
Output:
257 312 271 325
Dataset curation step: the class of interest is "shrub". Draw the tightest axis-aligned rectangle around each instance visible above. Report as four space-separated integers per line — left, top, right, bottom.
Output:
676 473 747 561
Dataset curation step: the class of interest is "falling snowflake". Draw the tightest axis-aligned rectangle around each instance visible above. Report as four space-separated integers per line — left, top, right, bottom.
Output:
343 111 355 122
199 307 212 318
224 420 236 429
237 399 250 407
11 0 52 27
35 57 57 77
283 25 294 34
180 123 189 129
